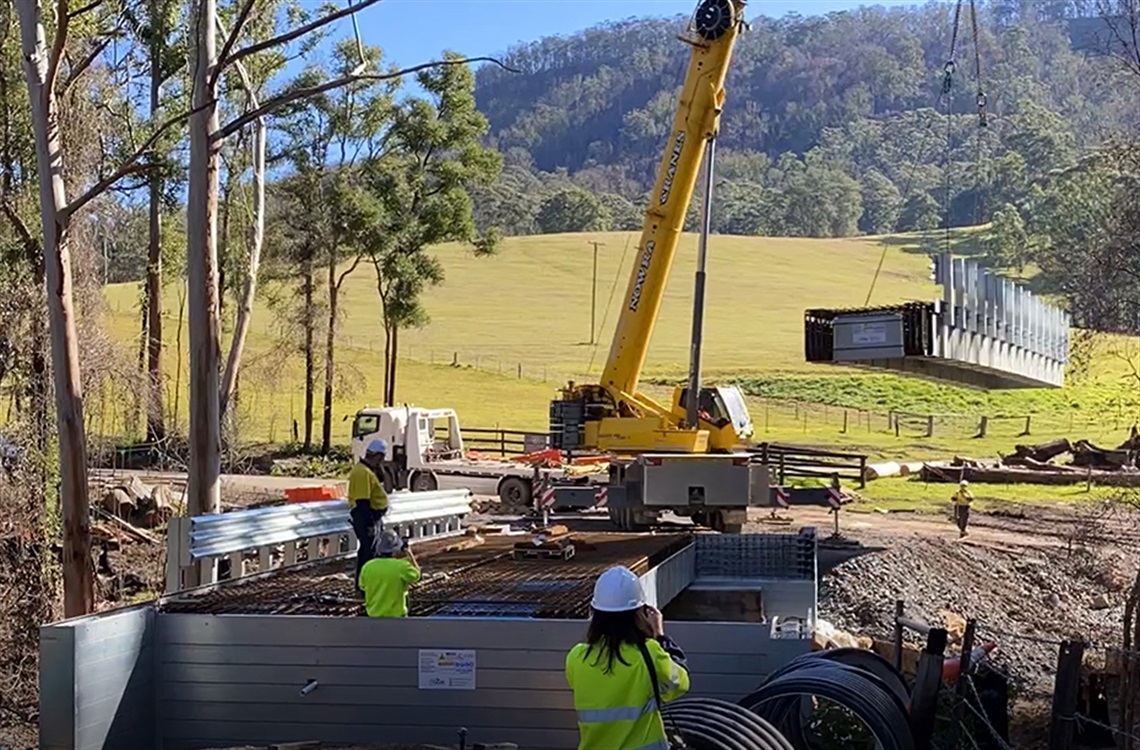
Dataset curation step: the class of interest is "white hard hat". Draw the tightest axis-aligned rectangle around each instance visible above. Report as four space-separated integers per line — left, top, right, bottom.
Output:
591 566 646 612
374 529 402 556
959 479 969 486
367 438 388 455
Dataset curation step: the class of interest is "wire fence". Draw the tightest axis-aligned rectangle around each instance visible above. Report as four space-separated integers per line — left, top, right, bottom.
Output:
888 599 1140 750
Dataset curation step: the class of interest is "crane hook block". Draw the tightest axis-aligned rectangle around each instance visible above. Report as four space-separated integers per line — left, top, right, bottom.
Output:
694 0 735 41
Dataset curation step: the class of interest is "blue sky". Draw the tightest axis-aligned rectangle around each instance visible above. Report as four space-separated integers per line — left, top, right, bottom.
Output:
339 0 919 68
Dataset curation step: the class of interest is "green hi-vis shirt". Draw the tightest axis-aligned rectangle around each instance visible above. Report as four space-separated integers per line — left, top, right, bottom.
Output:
347 462 388 511
565 639 690 750
359 557 421 618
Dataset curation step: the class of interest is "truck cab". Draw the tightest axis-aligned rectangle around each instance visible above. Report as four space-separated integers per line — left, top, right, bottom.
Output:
351 406 464 492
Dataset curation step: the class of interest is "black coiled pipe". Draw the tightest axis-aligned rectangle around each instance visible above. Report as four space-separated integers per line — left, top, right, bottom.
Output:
740 660 915 750
661 697 795 750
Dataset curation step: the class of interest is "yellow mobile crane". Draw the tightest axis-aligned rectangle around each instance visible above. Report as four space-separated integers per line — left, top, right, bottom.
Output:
551 0 753 456
548 0 767 532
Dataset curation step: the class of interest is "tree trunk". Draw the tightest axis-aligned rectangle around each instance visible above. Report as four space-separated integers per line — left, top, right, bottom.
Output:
145 17 166 444
389 325 399 406
382 323 392 407
302 254 315 451
16 0 94 617
186 0 222 582
132 293 146 437
220 88 265 420
321 258 337 454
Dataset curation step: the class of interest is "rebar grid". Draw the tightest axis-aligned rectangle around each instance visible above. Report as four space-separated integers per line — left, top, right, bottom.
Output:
159 532 691 618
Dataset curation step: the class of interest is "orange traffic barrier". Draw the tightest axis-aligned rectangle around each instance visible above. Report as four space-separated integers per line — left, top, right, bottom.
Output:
284 485 339 504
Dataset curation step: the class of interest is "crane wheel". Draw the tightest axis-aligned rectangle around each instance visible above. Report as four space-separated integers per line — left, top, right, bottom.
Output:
409 470 439 493
694 0 734 41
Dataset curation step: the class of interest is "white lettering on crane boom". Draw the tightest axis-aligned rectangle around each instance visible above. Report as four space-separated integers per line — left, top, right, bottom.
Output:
628 241 656 312
658 132 686 205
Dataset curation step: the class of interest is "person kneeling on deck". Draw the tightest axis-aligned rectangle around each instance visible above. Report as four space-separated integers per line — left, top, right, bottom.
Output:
565 566 690 750
954 479 974 538
359 529 421 617
348 438 390 588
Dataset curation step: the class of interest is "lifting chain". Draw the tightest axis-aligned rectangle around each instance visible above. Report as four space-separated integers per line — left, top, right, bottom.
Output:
969 0 988 128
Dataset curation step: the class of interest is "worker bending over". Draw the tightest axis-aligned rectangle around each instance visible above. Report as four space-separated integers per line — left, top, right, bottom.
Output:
954 479 974 538
359 529 421 617
348 438 389 587
565 566 690 750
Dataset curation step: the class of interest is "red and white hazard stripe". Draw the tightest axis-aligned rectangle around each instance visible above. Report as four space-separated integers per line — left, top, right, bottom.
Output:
594 486 608 507
773 486 789 508
827 487 843 509
538 482 557 509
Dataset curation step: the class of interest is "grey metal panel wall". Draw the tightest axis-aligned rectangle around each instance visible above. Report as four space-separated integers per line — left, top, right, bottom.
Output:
39 605 155 750
156 613 807 750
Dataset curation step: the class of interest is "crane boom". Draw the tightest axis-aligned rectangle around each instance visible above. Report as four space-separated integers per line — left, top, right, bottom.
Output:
602 0 746 398
550 0 753 455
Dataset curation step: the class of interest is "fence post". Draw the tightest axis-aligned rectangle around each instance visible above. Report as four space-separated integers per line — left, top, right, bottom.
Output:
926 415 934 438
947 619 977 750
892 600 905 672
1048 640 1085 750
859 455 867 489
894 415 900 438
911 627 948 750
778 454 785 485
500 430 506 457
842 410 848 434
452 352 458 366
976 415 989 438
517 363 522 379
1022 415 1032 436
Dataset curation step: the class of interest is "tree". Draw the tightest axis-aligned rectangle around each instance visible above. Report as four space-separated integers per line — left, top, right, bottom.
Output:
536 186 609 234
859 169 903 234
15 0 199 616
988 202 1029 272
357 52 502 405
899 192 941 231
182 0 509 576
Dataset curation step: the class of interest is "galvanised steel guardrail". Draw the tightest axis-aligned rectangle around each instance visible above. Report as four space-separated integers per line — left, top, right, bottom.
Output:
165 489 472 593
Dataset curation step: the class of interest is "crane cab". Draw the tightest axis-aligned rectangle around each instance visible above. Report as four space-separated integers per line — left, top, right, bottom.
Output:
671 385 754 451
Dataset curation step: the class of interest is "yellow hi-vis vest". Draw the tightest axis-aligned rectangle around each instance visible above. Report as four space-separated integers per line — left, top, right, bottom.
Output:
565 638 690 750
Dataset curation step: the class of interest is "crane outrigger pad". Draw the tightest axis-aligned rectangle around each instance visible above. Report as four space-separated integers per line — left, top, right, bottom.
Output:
804 255 1069 390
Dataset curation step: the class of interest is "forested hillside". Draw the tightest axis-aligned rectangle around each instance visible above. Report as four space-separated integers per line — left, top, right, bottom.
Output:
469 1 1136 241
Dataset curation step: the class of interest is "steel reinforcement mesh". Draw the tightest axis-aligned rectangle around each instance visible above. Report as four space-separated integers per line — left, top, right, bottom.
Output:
158 532 693 618
694 529 816 580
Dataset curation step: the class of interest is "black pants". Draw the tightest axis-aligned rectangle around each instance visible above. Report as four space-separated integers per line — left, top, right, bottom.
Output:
350 501 386 587
955 504 970 534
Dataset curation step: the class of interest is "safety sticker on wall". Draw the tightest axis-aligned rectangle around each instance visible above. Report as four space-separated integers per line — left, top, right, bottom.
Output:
418 649 476 690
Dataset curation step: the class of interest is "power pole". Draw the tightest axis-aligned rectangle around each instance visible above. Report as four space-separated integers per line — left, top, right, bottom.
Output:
588 241 605 344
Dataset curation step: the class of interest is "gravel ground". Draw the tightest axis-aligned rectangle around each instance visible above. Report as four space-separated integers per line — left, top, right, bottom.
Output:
819 530 1134 692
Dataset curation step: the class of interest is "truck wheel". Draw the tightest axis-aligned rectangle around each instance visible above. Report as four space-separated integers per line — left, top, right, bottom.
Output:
499 476 531 508
409 470 439 493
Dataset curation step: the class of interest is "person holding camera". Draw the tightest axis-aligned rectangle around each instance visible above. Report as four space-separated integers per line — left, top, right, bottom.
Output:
565 566 690 750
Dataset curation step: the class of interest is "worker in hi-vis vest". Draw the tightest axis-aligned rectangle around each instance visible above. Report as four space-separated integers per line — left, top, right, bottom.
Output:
954 479 974 538
347 438 389 587
565 566 690 750
359 529 421 617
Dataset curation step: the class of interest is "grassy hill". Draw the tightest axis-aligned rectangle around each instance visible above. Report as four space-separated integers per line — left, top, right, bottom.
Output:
99 231 1140 469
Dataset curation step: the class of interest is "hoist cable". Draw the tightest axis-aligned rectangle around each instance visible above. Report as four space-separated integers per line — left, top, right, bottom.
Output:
863 0 965 305
941 0 963 257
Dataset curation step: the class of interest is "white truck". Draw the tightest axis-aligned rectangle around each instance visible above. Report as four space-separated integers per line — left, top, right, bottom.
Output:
350 405 598 507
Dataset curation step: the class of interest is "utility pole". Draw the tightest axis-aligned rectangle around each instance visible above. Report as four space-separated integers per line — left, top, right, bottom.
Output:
588 240 604 344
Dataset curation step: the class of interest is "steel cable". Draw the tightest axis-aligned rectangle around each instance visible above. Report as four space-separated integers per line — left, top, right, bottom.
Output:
740 660 915 750
661 697 795 750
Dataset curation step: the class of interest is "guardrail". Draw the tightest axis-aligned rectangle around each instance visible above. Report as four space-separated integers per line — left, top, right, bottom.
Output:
165 489 473 594
757 442 868 489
